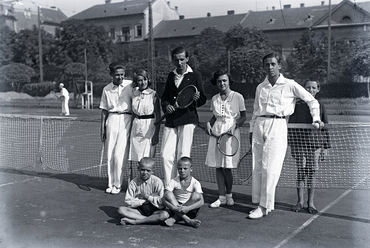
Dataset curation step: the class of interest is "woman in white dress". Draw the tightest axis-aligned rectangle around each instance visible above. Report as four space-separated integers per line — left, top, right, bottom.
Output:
205 69 247 208
129 70 161 162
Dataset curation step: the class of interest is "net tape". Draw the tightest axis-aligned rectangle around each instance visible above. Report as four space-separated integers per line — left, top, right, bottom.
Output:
0 114 369 189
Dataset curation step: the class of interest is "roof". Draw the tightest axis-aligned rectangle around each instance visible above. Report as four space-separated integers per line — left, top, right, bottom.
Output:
241 5 336 31
69 0 150 20
357 1 370 12
152 13 247 39
39 7 67 25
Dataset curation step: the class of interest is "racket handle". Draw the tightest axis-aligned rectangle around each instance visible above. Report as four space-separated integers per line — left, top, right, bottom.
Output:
154 113 168 126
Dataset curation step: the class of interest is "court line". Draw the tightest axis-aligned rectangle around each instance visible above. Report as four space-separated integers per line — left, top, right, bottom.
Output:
0 178 37 187
274 174 370 248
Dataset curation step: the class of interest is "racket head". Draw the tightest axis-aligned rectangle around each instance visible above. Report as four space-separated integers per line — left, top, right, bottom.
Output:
237 149 253 183
217 132 239 156
175 85 198 109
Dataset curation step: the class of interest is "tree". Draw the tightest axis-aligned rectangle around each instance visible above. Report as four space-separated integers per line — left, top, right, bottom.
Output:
0 26 16 67
0 63 35 92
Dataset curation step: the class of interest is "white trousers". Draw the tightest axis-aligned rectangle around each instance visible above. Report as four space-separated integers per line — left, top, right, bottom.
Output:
105 114 132 188
161 124 195 185
62 98 69 115
252 117 287 211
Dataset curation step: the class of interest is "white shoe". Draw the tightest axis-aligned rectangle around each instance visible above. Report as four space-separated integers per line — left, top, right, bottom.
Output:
248 207 267 219
226 197 234 206
105 187 113 194
209 199 226 208
111 186 121 194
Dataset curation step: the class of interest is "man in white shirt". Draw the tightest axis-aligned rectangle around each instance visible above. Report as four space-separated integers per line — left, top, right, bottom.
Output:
59 83 70 116
248 53 324 219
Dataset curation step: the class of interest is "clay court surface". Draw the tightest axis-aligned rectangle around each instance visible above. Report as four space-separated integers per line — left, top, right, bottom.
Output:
0 106 370 248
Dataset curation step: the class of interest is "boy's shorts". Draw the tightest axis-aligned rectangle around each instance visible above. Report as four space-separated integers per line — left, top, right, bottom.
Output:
168 207 200 219
137 203 160 216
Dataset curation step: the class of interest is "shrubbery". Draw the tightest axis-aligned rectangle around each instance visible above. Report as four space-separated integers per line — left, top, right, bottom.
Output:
21 81 57 97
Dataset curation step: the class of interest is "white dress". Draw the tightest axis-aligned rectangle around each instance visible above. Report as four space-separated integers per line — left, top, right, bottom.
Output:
129 88 157 162
205 91 246 168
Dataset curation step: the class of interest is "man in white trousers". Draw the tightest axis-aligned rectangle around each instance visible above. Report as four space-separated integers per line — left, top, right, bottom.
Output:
248 53 324 219
160 46 206 186
100 62 133 195
59 83 70 116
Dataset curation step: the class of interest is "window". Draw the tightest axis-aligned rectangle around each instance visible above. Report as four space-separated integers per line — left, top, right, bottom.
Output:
121 27 130 41
135 24 142 37
109 27 115 39
341 16 351 23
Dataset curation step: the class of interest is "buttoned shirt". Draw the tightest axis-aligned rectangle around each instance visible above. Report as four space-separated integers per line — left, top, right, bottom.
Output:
173 65 193 88
250 74 320 132
99 80 133 112
125 175 164 209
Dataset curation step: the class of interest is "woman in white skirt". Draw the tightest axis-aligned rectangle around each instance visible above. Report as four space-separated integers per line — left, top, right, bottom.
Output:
129 69 161 162
205 69 246 208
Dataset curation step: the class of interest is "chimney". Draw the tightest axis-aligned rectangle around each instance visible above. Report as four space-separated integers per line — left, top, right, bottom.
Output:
105 0 111 3
283 4 291 9
207 12 211 17
227 10 235 15
167 1 170 7
179 15 184 19
272 6 275 10
175 6 178 11
321 1 325 5
300 3 305 8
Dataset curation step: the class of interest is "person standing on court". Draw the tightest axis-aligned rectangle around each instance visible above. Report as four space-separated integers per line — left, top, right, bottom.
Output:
248 53 324 219
160 46 207 186
100 62 134 194
59 83 70 116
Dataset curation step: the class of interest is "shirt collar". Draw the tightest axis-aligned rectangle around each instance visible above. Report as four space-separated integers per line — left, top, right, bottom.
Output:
173 65 193 77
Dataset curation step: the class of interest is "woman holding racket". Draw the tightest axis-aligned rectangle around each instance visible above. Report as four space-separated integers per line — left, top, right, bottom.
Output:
205 69 246 208
129 69 161 161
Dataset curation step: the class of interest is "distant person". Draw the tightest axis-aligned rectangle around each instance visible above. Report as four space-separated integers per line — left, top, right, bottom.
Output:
59 83 70 116
288 80 331 214
248 53 324 219
163 156 204 228
160 46 207 186
100 62 133 195
129 69 161 162
118 157 169 225
205 69 246 208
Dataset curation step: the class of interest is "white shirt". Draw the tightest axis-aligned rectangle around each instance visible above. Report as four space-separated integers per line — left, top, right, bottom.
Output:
173 65 193 88
165 176 203 204
60 88 69 100
99 80 133 112
250 74 320 132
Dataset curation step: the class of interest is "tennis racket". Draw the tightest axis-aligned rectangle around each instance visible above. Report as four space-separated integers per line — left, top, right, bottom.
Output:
98 142 105 179
198 123 239 156
154 85 198 126
237 149 253 183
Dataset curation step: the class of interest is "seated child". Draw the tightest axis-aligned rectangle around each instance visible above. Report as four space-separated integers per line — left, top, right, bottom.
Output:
118 157 169 225
162 156 204 228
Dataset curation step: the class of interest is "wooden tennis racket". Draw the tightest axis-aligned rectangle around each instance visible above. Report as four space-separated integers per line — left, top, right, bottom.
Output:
98 142 105 179
154 85 198 126
198 123 239 157
237 149 253 183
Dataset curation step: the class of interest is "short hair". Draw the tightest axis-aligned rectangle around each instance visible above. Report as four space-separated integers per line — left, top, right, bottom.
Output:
262 52 282 65
178 156 192 166
304 80 321 89
133 69 152 87
108 62 125 74
171 46 189 59
139 157 155 168
210 69 233 85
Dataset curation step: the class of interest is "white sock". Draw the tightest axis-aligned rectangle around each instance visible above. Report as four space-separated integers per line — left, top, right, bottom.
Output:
226 193 233 198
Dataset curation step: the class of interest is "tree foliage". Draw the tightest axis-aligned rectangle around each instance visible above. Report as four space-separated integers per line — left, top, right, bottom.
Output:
0 63 35 92
0 26 16 67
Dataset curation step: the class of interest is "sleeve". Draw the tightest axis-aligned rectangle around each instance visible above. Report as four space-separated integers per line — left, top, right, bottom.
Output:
238 93 246 111
293 83 320 122
161 74 172 113
192 178 203 194
147 178 165 209
320 103 331 149
249 86 261 133
194 71 207 108
165 179 175 192
99 88 108 110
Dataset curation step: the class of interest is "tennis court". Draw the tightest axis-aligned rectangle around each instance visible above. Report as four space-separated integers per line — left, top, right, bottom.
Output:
0 106 370 247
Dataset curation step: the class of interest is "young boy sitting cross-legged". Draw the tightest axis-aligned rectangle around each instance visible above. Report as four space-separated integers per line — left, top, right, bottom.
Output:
118 157 169 225
163 156 204 228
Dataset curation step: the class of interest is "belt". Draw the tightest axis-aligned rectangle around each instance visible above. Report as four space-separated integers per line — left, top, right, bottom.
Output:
135 114 155 119
260 115 285 119
109 111 132 115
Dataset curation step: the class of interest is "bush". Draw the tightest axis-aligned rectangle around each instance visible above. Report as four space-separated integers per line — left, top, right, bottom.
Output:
22 81 57 97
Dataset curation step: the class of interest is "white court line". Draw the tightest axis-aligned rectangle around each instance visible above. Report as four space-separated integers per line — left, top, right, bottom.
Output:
0 178 37 187
274 175 370 248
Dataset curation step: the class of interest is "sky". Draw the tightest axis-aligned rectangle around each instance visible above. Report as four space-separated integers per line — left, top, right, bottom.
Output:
10 0 345 18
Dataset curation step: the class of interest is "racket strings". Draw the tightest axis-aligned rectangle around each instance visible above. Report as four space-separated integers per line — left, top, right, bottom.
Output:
218 134 239 156
176 87 197 108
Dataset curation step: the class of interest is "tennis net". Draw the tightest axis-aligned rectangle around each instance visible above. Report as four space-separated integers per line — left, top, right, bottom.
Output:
0 114 369 189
